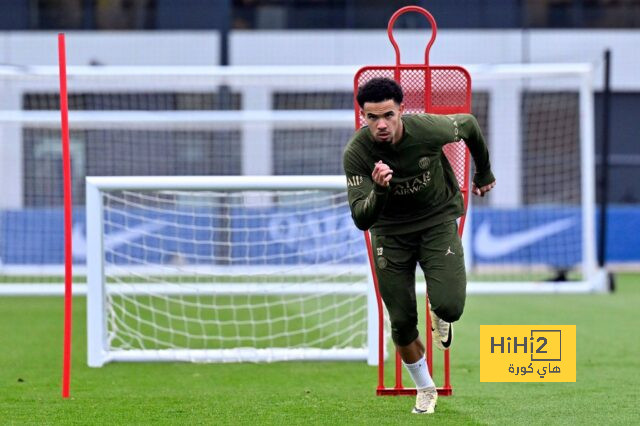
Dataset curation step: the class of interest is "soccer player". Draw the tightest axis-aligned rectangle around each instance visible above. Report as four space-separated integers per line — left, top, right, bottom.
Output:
343 77 495 414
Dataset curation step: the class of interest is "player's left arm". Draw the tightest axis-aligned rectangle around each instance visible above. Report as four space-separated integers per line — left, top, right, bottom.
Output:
456 114 496 197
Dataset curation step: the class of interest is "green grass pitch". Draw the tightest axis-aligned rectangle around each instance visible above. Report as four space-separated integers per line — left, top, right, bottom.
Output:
1 274 638 424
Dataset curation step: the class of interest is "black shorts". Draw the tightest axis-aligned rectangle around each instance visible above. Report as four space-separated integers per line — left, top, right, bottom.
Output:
371 220 467 346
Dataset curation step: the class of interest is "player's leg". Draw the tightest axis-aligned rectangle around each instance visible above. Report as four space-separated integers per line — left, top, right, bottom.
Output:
370 233 421 350
371 232 438 414
418 220 467 350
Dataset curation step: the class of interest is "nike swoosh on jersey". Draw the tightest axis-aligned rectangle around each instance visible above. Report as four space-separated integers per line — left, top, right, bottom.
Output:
474 217 576 259
72 222 166 260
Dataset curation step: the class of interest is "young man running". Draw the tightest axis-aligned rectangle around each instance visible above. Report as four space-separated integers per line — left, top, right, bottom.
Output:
343 77 495 414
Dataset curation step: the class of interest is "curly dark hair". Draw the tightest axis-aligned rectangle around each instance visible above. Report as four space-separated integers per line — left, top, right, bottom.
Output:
356 77 403 108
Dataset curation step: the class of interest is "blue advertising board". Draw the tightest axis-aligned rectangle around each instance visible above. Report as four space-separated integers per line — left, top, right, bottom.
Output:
1 206 639 266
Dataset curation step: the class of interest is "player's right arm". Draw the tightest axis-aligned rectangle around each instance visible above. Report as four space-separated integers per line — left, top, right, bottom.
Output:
343 147 392 231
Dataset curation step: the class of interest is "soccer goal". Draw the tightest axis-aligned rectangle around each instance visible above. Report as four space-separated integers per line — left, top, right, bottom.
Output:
465 64 608 293
85 175 380 366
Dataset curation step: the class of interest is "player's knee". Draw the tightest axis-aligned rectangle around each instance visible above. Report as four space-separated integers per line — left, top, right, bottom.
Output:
433 301 464 323
391 318 419 346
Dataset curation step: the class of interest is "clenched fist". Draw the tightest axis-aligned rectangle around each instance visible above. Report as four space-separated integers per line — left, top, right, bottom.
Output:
472 180 496 197
372 161 393 187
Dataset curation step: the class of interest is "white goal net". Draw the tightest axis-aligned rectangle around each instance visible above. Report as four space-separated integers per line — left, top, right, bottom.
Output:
466 65 606 292
86 176 377 366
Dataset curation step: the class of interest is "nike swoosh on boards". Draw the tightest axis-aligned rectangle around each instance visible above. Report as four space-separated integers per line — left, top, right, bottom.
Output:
474 218 575 259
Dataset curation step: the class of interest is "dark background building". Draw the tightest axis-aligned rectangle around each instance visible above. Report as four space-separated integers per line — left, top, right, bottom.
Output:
2 0 640 30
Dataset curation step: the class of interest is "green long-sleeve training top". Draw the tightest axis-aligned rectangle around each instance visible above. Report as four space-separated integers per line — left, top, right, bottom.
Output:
343 113 494 235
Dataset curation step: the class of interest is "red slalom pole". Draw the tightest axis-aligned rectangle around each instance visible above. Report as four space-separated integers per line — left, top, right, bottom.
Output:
58 33 73 399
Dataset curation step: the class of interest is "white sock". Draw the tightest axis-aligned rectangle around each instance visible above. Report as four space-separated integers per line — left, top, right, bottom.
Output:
403 357 435 390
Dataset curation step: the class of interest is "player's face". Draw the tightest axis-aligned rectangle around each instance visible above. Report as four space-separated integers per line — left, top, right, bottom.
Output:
361 99 404 144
